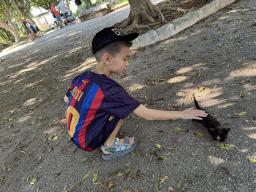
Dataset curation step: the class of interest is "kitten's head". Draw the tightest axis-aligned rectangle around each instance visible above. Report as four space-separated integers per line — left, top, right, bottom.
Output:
209 127 230 142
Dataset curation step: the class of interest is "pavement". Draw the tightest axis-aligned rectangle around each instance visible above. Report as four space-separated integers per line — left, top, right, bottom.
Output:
1 0 256 191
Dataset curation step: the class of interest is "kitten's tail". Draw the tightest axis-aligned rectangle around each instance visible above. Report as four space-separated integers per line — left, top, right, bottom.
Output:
194 97 201 109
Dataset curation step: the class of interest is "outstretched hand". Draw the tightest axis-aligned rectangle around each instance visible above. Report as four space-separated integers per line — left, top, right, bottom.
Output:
181 107 208 120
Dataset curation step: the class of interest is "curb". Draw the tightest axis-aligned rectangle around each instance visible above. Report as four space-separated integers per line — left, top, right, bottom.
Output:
132 0 235 49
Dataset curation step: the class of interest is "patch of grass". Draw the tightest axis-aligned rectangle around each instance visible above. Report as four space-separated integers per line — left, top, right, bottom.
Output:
112 0 128 8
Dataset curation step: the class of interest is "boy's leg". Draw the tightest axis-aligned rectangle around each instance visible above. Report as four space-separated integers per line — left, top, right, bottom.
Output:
103 119 135 154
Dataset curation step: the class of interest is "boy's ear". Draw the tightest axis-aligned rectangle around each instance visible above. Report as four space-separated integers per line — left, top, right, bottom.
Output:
103 53 111 65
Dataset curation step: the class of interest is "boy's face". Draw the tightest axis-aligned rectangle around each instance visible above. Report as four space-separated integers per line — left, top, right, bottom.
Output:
109 46 130 76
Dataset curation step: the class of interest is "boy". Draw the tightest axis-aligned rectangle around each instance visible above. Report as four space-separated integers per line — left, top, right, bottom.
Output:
64 27 207 160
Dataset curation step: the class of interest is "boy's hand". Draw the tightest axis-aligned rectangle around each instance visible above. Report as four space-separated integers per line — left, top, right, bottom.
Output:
181 107 208 120
64 95 69 103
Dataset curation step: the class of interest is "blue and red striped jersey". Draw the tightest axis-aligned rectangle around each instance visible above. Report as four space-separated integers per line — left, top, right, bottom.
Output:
65 71 140 151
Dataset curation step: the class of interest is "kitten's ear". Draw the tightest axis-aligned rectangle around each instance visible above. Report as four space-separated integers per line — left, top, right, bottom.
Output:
224 128 231 133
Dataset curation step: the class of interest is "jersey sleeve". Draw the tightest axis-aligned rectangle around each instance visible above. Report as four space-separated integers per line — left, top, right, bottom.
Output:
65 75 81 98
102 84 140 120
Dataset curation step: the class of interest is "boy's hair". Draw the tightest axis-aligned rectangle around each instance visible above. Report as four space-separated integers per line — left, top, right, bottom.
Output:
94 41 132 62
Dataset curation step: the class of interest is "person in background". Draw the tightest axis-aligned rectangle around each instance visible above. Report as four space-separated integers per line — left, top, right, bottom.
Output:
51 3 64 28
56 0 72 25
22 19 33 41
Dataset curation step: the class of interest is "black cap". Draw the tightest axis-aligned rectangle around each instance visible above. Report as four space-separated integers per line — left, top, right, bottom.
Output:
92 27 139 54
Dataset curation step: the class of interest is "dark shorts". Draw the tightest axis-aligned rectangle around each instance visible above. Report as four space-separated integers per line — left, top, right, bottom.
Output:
71 117 119 151
88 125 116 149
56 15 61 21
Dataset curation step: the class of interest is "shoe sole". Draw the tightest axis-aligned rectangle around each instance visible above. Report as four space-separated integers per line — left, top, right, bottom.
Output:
102 139 138 160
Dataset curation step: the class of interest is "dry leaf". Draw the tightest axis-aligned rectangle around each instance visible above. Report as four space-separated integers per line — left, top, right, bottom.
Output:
169 186 175 191
118 172 125 176
185 175 193 184
159 175 169 184
194 132 203 137
222 167 229 174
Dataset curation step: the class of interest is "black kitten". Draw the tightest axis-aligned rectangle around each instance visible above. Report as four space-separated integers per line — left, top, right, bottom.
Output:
193 97 230 142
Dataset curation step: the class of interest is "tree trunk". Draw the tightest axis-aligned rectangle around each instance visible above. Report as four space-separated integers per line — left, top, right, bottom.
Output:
0 19 20 43
1 0 19 32
120 0 165 33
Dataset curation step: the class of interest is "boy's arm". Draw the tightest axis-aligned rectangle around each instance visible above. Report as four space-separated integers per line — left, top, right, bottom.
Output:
133 104 207 120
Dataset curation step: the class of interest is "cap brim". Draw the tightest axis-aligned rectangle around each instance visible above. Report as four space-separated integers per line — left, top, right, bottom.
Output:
118 32 139 42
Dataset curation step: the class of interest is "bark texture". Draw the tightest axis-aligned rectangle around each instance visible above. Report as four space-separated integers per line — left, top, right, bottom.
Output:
0 0 21 43
120 0 165 33
0 19 20 43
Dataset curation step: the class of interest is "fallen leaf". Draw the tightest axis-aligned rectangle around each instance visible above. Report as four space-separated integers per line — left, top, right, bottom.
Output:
159 175 169 184
152 149 158 157
118 172 125 176
249 158 256 162
83 173 90 179
156 144 161 148
82 158 88 161
230 115 239 118
72 182 81 189
30 178 36 185
155 178 160 191
239 112 247 116
220 143 225 150
93 173 98 183
161 156 168 160
173 127 181 131
133 151 139 156
177 180 182 188
125 168 132 173
53 136 58 141
245 120 249 124
185 175 193 184
222 167 229 174
224 144 233 150
194 132 203 137
169 186 175 191
49 135 54 140
107 171 118 177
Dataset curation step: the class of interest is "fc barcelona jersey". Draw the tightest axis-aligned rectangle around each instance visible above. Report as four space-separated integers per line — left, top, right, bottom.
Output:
65 71 140 151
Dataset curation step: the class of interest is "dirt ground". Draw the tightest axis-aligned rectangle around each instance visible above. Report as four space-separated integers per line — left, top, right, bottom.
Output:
1 0 256 191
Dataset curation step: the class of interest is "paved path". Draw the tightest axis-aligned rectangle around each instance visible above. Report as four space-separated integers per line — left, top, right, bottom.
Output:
0 0 164 59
